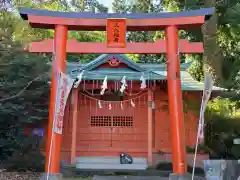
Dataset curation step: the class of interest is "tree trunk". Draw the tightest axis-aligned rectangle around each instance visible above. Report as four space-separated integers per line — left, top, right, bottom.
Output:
202 0 224 86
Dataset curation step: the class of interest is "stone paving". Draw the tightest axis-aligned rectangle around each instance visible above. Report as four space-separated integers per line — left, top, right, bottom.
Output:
92 175 207 180
93 176 169 180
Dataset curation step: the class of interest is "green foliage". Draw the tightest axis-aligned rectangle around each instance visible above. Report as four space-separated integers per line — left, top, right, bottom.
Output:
204 114 240 159
4 136 45 172
162 0 240 90
161 1 240 159
0 38 50 165
186 55 204 81
112 0 130 13
206 97 240 118
68 31 105 62
70 0 109 12
204 96 240 158
0 4 50 167
64 0 108 63
112 0 164 63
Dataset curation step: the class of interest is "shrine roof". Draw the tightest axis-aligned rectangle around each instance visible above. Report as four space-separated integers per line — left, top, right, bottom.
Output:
79 54 144 71
67 54 191 73
18 7 214 30
66 54 225 91
67 61 191 72
154 71 225 91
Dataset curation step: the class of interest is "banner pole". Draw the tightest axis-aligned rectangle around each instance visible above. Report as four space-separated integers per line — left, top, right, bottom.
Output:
191 71 213 180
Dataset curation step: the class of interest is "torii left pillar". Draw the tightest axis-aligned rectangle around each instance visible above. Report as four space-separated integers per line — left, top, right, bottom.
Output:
43 25 68 180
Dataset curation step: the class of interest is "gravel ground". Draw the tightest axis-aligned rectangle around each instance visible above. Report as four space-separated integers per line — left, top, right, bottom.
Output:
0 172 42 180
0 172 91 180
0 172 206 180
64 178 91 180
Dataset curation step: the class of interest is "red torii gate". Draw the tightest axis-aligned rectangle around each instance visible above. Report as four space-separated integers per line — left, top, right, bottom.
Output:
29 39 204 54
19 7 214 179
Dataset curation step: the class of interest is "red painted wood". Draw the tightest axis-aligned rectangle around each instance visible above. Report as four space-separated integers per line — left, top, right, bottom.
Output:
39 88 200 161
27 15 205 31
154 91 171 152
75 94 148 156
166 25 187 174
96 62 129 69
28 39 204 54
61 97 71 163
79 82 151 91
45 25 68 174
70 89 78 165
147 89 153 166
21 8 208 174
107 18 126 48
152 91 200 154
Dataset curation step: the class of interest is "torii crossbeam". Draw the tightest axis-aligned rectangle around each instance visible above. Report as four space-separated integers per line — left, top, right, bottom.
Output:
19 7 214 180
29 39 204 54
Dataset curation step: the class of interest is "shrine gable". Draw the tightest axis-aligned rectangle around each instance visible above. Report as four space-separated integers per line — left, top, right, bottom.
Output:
82 54 143 72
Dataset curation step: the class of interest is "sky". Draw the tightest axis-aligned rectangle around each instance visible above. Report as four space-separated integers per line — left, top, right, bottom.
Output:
98 0 114 11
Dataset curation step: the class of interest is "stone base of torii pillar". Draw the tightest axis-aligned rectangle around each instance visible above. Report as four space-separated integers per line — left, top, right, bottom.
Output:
40 173 62 180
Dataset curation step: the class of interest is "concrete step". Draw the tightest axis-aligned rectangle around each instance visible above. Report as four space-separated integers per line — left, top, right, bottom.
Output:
76 156 147 164
62 165 171 177
76 163 148 170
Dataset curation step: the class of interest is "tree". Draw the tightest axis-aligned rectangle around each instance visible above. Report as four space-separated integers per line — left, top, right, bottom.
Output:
112 0 165 63
112 0 131 13
0 9 50 166
56 0 108 62
202 0 224 86
163 0 240 90
70 0 108 12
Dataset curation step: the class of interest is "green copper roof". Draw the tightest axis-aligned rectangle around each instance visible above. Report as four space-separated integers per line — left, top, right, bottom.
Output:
80 54 144 72
67 54 225 91
73 70 165 81
155 71 225 91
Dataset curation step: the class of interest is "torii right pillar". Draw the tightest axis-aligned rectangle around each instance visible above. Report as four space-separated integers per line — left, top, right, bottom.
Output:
166 25 189 179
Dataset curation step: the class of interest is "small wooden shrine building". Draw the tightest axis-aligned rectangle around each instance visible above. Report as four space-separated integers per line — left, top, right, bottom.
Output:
39 54 222 170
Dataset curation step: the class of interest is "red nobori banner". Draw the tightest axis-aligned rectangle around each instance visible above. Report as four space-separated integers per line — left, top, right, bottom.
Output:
53 72 74 135
107 18 126 48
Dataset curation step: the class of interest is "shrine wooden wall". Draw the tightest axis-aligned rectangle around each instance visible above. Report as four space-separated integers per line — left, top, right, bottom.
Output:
40 89 201 163
153 90 201 153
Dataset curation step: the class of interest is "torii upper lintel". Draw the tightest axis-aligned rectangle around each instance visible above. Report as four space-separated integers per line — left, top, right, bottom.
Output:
19 7 214 31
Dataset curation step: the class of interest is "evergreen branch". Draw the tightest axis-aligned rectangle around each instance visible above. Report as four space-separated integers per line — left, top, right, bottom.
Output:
231 6 240 15
0 73 49 102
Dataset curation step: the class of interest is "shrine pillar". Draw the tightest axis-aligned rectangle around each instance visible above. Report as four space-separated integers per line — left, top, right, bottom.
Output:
70 88 79 165
44 25 68 179
165 25 187 175
147 88 153 166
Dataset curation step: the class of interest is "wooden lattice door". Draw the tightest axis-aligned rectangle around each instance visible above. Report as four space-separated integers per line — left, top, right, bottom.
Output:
78 96 148 154
88 106 135 149
87 109 113 149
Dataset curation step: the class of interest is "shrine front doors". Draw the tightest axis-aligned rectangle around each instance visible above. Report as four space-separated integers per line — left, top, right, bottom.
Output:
77 96 148 156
